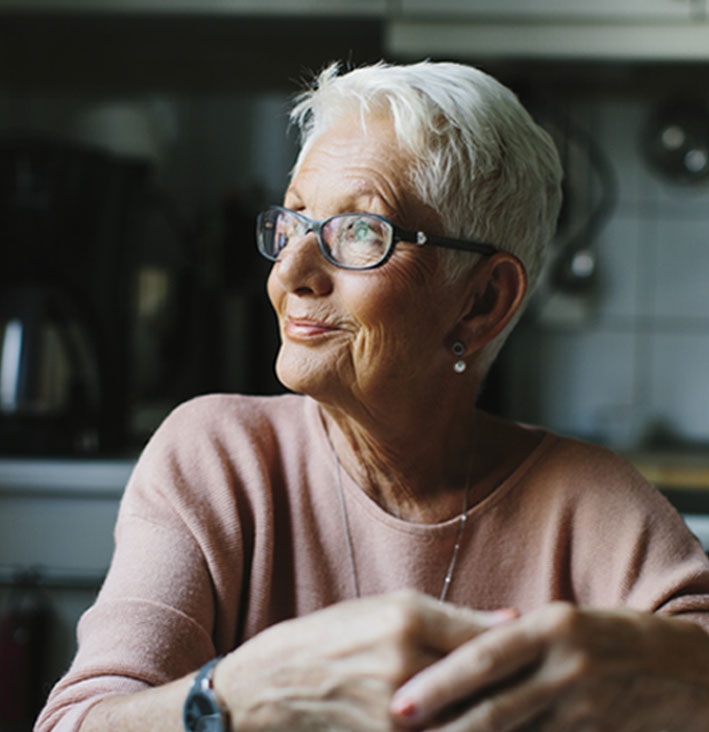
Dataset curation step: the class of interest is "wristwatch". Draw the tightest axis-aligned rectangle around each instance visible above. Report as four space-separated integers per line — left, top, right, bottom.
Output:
183 657 229 732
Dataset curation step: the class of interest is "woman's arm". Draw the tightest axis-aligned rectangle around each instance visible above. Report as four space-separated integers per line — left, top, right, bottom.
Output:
80 676 192 732
76 591 511 732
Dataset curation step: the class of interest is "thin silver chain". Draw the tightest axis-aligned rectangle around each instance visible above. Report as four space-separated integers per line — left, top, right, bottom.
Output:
334 452 472 603
336 452 361 599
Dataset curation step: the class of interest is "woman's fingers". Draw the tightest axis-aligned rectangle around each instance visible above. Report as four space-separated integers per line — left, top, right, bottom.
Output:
392 602 709 732
391 613 545 726
217 590 520 731
410 669 555 732
410 592 520 653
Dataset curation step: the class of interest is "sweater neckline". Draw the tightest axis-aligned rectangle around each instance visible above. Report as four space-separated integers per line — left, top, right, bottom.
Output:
304 396 559 537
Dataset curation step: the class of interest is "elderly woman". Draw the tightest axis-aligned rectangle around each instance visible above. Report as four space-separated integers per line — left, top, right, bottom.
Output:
37 61 709 732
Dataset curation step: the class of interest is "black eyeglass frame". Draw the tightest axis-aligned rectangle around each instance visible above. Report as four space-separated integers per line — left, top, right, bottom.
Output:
256 205 499 271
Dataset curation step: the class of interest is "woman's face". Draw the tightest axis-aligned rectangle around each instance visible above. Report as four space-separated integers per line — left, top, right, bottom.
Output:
267 114 470 414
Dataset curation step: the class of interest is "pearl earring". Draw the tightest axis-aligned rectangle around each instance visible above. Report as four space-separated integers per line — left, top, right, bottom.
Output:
452 341 466 373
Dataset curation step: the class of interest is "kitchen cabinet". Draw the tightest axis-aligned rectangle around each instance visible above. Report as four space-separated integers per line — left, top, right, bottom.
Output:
0 4 385 93
399 0 703 21
0 0 388 16
388 1 709 60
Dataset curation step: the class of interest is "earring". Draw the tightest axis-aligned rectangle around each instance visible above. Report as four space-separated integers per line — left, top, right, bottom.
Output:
452 341 466 374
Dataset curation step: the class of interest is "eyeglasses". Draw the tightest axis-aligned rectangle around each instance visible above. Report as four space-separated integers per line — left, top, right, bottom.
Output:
256 206 498 271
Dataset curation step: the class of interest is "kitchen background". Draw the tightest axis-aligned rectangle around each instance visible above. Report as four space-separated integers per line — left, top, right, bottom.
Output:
2 1 709 730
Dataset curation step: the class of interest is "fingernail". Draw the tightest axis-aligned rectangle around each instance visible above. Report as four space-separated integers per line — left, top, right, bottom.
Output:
489 607 518 624
391 694 420 720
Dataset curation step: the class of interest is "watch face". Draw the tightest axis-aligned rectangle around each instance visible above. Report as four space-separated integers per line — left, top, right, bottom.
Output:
184 692 227 732
185 689 219 721
184 659 227 732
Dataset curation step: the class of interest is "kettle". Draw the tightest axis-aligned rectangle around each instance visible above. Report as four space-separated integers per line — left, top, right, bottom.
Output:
0 285 101 454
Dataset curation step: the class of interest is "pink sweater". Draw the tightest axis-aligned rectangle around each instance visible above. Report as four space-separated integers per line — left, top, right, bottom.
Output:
35 394 709 732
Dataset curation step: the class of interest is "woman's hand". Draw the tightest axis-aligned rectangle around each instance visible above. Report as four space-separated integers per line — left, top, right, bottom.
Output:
213 590 512 731
390 602 709 731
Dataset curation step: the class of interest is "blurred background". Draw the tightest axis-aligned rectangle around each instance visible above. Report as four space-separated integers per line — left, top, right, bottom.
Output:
2 1 709 729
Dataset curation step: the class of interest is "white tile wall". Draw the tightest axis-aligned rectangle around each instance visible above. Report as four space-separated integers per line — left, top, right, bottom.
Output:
593 213 642 320
643 158 709 215
653 216 709 318
590 98 647 205
505 93 709 448
649 333 709 442
505 325 643 446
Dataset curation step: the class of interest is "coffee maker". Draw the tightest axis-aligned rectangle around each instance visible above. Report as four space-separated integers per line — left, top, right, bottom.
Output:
0 135 213 455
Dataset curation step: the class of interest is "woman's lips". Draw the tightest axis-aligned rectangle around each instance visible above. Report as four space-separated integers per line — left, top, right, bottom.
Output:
283 317 339 340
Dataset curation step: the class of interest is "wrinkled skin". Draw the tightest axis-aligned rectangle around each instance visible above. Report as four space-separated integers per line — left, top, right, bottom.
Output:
211 591 709 732
391 599 709 732
212 591 513 732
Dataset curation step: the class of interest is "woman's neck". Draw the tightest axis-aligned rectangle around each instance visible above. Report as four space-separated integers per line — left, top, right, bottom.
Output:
319 398 521 524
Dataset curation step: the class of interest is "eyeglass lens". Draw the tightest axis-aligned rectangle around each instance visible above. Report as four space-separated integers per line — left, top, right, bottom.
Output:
258 208 394 269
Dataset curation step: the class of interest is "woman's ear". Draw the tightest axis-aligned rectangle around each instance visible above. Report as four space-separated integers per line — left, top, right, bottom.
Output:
452 253 527 353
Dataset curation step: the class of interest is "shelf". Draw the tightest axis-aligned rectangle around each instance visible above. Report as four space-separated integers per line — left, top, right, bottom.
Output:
0 457 135 498
399 0 702 21
0 0 388 17
387 19 709 61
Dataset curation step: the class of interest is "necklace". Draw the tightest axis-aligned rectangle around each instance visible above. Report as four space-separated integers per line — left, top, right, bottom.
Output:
334 452 472 603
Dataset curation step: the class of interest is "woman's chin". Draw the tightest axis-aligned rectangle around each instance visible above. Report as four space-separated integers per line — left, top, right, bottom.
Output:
274 349 334 398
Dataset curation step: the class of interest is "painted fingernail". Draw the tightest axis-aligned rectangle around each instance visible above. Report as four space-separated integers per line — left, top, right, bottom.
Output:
391 695 419 719
490 607 518 623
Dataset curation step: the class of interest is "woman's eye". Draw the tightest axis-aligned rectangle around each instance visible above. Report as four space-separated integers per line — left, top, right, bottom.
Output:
343 218 384 246
352 221 373 241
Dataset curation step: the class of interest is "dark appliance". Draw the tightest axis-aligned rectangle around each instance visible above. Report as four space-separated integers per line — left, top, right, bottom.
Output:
0 136 210 455
0 284 101 454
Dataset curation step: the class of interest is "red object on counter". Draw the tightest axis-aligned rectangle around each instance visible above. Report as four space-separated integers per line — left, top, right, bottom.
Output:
0 590 52 727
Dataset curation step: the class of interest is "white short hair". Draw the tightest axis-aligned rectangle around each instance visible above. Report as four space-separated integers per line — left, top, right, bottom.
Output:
289 60 563 376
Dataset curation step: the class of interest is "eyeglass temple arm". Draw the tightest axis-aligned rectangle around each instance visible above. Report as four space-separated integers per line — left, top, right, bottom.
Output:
396 226 498 257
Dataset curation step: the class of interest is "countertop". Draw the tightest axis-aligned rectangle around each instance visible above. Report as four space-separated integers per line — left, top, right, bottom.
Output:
625 450 709 491
0 456 136 497
621 449 709 517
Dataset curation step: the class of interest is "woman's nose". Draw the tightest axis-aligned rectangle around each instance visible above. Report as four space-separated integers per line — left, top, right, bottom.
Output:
274 232 333 296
